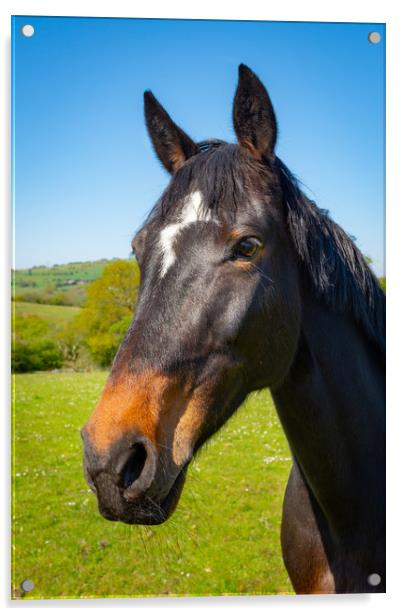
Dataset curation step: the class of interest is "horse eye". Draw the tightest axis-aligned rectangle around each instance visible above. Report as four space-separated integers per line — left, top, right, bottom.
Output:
232 237 262 260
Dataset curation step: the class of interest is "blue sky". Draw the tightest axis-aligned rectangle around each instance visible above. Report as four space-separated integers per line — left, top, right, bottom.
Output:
12 17 385 274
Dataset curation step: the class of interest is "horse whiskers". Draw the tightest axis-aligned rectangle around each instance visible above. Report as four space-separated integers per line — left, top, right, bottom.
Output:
154 440 173 451
252 264 275 286
144 495 170 521
138 526 151 557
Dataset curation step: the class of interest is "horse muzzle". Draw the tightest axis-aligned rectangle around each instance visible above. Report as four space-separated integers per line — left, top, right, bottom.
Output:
81 428 187 524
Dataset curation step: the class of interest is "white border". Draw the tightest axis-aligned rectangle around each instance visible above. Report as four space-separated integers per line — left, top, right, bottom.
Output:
2 1 402 614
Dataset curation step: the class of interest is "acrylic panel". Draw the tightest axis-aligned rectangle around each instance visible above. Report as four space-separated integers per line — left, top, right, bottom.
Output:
12 16 385 599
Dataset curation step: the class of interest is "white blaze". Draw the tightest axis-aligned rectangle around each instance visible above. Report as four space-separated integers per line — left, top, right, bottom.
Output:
159 191 215 277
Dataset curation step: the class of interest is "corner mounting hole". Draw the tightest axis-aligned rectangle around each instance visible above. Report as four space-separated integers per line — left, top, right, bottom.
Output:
368 31 381 44
368 573 381 586
21 24 35 38
20 579 34 592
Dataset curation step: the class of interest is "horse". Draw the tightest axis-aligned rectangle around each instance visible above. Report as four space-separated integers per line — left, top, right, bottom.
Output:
82 64 385 594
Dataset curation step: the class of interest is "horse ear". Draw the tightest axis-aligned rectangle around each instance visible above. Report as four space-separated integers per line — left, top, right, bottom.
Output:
233 64 277 160
144 91 198 174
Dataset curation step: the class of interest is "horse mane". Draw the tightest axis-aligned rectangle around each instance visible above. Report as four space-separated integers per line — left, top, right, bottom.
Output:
151 142 385 353
277 159 385 354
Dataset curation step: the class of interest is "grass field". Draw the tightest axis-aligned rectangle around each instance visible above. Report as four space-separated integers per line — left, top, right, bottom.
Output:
12 372 293 599
13 260 112 293
13 301 80 326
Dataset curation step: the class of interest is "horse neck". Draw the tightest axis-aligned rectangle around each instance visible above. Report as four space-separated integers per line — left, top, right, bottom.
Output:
271 289 385 535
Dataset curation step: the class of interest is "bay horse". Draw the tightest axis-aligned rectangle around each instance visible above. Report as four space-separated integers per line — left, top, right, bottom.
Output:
82 65 385 594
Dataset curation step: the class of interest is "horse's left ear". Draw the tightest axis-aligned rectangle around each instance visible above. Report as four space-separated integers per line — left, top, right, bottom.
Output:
233 64 277 161
144 91 199 174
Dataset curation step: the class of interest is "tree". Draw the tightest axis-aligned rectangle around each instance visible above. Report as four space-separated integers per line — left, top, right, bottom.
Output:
12 315 63 372
76 260 140 367
363 255 386 292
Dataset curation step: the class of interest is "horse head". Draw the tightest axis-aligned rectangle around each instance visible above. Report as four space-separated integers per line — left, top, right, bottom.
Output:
82 65 301 524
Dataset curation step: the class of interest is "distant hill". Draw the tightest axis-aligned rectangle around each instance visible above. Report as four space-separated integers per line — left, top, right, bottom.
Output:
12 258 123 306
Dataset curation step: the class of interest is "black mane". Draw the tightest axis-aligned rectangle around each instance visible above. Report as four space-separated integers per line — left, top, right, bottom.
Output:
149 143 385 353
277 159 385 354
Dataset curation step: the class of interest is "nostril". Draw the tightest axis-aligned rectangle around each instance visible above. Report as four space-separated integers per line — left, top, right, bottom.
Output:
121 443 148 490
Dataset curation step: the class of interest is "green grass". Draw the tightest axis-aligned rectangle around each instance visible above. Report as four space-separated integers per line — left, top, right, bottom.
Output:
12 372 293 599
13 301 80 326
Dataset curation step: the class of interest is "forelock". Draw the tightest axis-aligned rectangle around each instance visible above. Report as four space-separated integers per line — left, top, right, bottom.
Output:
149 143 278 225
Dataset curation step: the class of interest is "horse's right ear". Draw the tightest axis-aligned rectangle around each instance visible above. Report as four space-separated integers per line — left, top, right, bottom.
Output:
144 91 198 174
233 64 277 161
